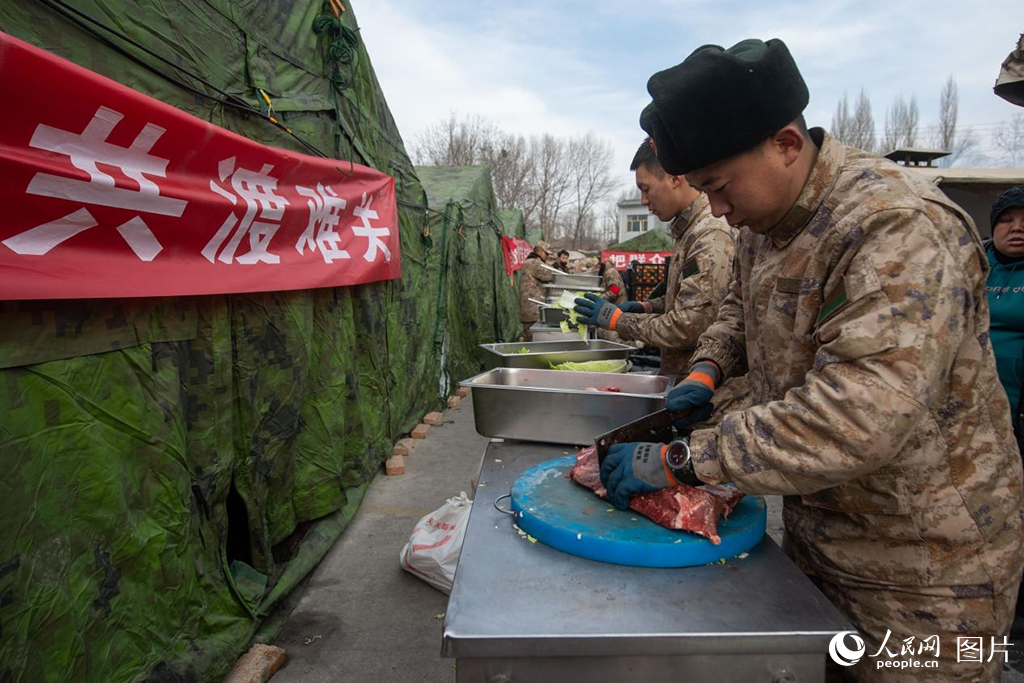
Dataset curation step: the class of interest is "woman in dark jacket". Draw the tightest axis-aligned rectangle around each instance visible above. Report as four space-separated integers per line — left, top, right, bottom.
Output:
986 185 1024 451
989 186 1024 636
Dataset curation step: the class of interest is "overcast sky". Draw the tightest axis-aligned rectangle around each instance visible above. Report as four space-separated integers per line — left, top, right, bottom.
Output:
355 1 1023 194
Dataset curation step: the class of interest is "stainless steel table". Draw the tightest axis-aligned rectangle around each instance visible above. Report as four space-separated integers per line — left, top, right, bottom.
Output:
442 440 851 683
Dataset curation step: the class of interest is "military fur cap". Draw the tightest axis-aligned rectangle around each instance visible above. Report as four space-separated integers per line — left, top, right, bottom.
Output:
640 38 809 175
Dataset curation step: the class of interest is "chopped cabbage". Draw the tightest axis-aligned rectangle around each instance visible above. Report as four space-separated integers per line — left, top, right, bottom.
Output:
549 359 628 373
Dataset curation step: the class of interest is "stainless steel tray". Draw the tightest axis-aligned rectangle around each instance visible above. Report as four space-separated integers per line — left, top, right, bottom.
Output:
460 368 671 444
480 339 635 369
553 272 602 288
529 322 588 343
542 284 604 298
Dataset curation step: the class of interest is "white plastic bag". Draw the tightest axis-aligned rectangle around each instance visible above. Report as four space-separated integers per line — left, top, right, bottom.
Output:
399 492 472 594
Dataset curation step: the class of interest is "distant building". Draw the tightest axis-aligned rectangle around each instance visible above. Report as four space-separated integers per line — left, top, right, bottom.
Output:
885 148 1024 239
616 196 671 244
910 167 1024 239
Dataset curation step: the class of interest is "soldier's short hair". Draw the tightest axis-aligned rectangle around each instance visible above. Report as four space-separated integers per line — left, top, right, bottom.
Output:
630 138 666 176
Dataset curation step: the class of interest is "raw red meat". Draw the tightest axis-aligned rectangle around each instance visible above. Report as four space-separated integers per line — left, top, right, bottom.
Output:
568 446 743 544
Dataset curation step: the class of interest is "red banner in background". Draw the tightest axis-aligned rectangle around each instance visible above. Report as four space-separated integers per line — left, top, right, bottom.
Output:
0 32 400 300
601 250 673 270
501 235 533 277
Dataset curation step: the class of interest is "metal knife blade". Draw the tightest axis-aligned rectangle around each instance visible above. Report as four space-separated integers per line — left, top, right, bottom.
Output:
595 408 686 466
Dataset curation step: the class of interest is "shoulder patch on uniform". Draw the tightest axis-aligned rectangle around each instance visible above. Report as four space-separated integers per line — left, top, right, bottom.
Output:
815 279 849 327
775 277 801 294
681 258 699 279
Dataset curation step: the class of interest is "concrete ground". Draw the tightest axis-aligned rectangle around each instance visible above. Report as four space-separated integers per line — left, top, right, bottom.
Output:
270 396 1024 682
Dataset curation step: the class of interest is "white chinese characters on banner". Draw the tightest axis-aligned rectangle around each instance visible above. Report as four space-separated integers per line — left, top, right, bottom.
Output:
2 106 394 272
3 106 186 261
203 157 288 265
295 183 349 263
351 193 392 263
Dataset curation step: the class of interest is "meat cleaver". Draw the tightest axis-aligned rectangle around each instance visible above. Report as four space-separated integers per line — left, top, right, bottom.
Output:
595 408 691 467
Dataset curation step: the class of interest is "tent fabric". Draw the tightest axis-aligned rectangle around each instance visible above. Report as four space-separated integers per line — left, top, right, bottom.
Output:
611 227 675 251
416 166 522 379
0 2 519 681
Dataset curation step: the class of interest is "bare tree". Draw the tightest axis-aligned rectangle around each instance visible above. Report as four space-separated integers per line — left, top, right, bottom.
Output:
848 89 876 152
524 134 572 240
935 75 958 153
479 133 534 213
928 76 982 168
830 91 853 144
414 115 619 243
993 113 1024 167
414 112 497 166
883 94 919 152
562 133 617 249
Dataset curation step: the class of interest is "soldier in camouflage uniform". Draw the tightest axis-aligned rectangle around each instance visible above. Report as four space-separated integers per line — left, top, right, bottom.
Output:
601 39 1024 682
574 140 736 378
519 241 556 341
995 32 1024 107
599 259 627 306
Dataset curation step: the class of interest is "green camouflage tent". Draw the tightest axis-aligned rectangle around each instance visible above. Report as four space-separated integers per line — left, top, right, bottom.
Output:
0 2 518 681
416 166 522 381
498 209 527 241
610 227 674 251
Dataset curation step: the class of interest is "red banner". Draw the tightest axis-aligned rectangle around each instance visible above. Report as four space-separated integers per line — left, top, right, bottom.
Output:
601 250 673 270
501 235 533 277
0 32 400 300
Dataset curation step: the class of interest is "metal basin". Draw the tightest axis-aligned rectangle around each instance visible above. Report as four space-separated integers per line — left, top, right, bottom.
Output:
553 272 602 288
529 322 588 343
480 339 635 369
460 368 671 445
543 284 604 299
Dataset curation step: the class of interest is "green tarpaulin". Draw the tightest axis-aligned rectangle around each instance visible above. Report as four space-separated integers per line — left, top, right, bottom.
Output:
611 227 674 251
0 2 519 681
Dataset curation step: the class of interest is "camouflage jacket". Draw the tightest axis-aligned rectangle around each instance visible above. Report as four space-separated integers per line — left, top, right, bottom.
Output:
689 130 1024 590
602 266 627 306
615 194 736 377
519 255 556 323
995 32 1024 107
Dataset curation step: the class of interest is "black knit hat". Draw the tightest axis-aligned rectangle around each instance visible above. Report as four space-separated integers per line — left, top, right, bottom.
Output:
991 185 1024 229
640 38 809 175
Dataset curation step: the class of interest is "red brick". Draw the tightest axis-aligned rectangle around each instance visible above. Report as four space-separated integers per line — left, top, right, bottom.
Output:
411 424 430 439
222 643 286 683
423 411 444 425
447 396 462 409
385 455 405 475
455 386 471 398
392 438 416 457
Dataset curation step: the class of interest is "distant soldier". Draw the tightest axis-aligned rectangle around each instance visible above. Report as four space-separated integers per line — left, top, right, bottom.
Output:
519 241 555 341
554 249 571 273
601 38 1024 682
599 259 627 306
574 139 736 377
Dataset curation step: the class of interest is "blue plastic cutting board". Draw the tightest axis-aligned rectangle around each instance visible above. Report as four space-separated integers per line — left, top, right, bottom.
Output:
510 456 765 567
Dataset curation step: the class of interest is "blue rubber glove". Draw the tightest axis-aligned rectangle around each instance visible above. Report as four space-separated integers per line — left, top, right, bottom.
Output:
666 362 720 431
573 292 621 330
600 442 671 510
618 301 646 313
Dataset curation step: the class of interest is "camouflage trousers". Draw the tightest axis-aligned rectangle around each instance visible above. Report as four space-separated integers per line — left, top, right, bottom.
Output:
816 577 1018 682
